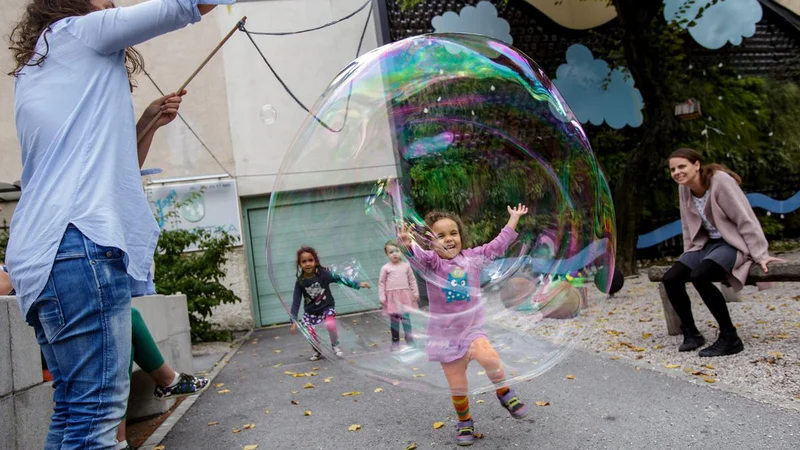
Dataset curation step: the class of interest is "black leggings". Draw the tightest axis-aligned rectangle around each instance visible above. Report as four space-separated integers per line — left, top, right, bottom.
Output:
662 260 735 333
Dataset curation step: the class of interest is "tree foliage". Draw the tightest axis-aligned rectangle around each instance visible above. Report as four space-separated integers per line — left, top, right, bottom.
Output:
392 0 800 272
154 193 241 343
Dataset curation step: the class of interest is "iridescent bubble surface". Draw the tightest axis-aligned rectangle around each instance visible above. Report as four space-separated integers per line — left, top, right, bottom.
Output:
265 33 615 394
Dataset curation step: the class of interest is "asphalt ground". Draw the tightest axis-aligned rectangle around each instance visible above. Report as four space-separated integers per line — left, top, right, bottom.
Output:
159 314 799 450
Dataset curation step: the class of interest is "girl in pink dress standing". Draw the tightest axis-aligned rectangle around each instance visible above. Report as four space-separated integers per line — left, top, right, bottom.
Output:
379 241 420 351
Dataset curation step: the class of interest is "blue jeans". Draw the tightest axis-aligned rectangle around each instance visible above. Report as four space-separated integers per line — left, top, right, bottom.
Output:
27 225 132 449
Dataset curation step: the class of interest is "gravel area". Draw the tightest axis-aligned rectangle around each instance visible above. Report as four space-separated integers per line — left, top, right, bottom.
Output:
522 250 800 411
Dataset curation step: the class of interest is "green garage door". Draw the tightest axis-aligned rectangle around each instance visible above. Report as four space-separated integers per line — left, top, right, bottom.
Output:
244 184 393 326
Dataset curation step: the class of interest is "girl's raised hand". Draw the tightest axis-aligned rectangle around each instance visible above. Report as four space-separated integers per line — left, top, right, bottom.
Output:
360 281 371 289
507 203 529 218
506 204 528 231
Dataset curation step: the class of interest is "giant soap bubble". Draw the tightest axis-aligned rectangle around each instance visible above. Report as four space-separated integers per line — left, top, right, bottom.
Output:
265 33 615 394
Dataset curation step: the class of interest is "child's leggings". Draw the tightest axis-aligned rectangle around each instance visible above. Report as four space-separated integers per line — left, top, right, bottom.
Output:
390 313 413 342
128 307 166 376
301 310 339 346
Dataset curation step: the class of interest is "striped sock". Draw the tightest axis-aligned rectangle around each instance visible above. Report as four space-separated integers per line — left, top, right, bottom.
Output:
451 395 471 422
496 387 510 397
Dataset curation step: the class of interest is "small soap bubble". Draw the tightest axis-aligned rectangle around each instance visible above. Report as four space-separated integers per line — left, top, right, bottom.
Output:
259 104 277 125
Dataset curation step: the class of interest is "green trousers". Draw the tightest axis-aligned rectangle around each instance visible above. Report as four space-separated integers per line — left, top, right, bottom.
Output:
128 307 166 375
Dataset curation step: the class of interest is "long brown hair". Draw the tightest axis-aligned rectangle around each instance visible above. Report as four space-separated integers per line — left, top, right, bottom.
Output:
8 0 144 89
669 148 741 189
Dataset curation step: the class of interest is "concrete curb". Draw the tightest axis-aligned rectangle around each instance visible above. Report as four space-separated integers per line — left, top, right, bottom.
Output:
138 330 254 450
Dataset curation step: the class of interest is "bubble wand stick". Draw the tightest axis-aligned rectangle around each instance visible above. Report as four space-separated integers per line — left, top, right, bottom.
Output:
136 16 247 143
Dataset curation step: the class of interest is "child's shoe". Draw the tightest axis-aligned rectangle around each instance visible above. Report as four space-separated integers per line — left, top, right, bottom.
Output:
332 344 344 357
498 388 529 419
154 373 210 401
455 419 475 446
309 350 323 361
390 341 401 352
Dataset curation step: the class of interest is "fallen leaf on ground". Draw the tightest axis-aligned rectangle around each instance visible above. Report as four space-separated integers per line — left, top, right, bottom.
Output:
405 443 418 450
769 351 784 359
703 377 716 383
374 387 384 393
433 422 445 429
273 349 282 353
290 400 299 405
304 383 314 389
348 424 361 432
214 383 225 388
639 318 653 322
369 343 378 347
476 399 485 404
664 364 681 369
242 423 256 430
412 374 426 378
264 409 269 414
207 421 219 426
232 428 240 433
641 333 652 339
243 445 258 450
272 363 282 368
474 432 485 439
341 391 361 397
691 370 711 376
610 356 619 360
304 410 312 416
154 446 165 450
291 391 299 394
312 367 319 371
218 389 231 394
565 375 575 380
324 377 332 383
653 344 664 350
605 329 624 336
535 401 550 407
701 364 715 370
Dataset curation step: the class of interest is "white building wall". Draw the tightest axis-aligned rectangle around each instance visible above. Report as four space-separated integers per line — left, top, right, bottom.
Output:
0 0 390 330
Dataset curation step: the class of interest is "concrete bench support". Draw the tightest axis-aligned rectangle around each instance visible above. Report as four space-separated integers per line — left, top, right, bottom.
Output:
0 293 193 448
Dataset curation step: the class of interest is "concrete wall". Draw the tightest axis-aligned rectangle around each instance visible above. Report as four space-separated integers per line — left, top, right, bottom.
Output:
208 246 254 330
0 294 194 447
0 296 52 450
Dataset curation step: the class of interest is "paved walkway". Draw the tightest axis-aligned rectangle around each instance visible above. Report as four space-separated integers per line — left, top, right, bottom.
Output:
158 317 799 450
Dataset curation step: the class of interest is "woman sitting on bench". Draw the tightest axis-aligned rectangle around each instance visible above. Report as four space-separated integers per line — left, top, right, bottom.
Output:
663 148 783 357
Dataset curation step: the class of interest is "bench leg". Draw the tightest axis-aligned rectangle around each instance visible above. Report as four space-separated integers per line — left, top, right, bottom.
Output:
719 284 740 303
659 282 682 336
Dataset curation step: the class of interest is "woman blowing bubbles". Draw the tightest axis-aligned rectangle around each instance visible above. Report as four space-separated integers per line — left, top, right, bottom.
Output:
6 1 229 448
663 148 784 357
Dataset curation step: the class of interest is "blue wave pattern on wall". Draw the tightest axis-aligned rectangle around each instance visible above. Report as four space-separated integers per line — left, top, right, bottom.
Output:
637 191 800 249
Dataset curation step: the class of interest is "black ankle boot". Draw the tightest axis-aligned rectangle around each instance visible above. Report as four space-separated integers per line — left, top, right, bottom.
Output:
699 329 744 357
679 326 705 352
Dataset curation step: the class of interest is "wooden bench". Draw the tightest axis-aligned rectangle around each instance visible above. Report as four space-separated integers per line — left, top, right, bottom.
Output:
647 262 800 335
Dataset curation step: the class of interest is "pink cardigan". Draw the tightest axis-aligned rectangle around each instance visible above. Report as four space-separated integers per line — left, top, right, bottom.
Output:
679 171 770 292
